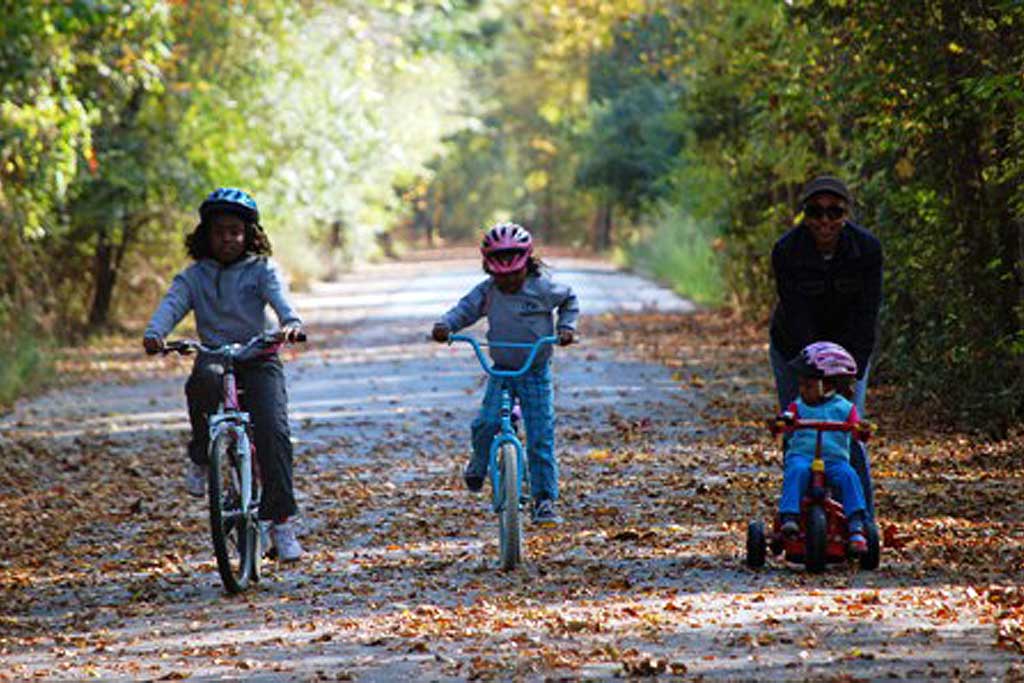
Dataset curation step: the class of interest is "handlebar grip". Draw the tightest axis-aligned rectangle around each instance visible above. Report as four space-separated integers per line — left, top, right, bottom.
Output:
294 331 307 343
161 342 195 356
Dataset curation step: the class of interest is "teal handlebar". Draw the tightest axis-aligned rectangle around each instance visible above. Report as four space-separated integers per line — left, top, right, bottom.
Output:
449 334 559 378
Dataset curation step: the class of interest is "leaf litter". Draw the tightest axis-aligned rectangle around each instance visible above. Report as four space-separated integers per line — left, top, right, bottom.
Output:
0 309 1021 680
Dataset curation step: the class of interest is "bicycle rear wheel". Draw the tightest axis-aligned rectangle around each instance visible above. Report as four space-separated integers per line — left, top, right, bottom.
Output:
497 443 523 571
208 431 256 593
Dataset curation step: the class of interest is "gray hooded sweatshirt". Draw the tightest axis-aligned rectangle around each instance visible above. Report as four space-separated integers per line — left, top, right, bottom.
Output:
439 273 580 369
144 256 301 347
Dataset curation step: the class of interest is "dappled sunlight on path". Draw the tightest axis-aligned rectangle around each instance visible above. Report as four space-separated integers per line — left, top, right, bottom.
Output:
0 255 1021 680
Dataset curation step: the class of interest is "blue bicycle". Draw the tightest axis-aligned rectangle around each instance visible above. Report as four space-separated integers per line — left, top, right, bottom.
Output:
449 334 558 570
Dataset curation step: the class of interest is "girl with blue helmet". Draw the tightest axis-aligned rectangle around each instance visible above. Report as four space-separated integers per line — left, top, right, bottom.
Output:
143 188 306 561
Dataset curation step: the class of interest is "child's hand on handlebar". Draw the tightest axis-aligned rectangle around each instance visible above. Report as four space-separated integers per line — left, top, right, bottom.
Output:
854 421 876 441
432 322 451 343
767 410 795 435
143 335 165 355
557 328 575 346
281 322 305 343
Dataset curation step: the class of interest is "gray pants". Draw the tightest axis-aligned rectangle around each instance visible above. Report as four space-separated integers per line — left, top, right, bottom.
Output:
186 354 297 522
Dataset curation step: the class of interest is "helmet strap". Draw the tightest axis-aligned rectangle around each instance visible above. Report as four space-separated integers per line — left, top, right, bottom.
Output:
819 379 835 398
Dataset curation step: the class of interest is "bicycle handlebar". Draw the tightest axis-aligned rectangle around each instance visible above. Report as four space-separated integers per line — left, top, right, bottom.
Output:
161 331 306 357
449 334 558 378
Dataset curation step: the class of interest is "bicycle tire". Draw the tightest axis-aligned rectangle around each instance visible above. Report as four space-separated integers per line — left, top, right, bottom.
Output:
208 431 254 593
497 443 522 571
248 433 263 584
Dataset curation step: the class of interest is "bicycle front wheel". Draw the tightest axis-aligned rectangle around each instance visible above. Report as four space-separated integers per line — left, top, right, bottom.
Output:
208 431 256 594
497 443 523 571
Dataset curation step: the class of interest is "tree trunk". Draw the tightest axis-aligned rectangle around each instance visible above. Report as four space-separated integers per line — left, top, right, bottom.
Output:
428 183 443 247
592 201 613 251
88 227 115 328
325 219 347 280
87 218 137 329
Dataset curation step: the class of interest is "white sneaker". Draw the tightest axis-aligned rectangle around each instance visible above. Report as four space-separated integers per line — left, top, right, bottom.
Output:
271 521 303 562
185 461 208 498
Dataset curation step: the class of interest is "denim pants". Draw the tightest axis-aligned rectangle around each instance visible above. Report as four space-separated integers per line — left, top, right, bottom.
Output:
185 353 298 522
469 362 558 502
779 454 867 519
769 342 875 518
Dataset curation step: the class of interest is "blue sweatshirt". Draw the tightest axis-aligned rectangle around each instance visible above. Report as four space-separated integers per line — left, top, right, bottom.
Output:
786 394 858 463
440 273 580 369
144 256 301 347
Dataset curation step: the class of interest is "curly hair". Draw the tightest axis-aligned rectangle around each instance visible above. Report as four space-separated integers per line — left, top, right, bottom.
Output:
482 254 546 276
185 219 273 261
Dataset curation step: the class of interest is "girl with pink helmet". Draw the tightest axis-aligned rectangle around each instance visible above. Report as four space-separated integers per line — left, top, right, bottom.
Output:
431 222 579 524
777 341 871 553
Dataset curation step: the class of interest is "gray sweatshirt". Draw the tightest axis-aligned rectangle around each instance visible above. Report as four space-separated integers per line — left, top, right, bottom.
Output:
144 256 301 347
439 274 580 369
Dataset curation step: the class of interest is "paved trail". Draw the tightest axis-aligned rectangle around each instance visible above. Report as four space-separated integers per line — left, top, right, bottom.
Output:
1 255 1019 681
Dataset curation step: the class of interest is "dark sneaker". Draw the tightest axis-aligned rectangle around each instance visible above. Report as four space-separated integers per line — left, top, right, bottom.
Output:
848 531 867 555
848 520 867 554
532 499 561 526
781 517 799 538
464 472 484 493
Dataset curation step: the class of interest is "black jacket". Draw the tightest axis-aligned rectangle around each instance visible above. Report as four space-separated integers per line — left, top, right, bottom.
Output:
769 221 883 379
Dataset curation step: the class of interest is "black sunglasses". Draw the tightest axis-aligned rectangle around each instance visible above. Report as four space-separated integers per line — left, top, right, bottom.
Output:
804 204 846 220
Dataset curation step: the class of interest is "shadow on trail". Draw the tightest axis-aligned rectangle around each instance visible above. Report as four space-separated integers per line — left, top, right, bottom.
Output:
2 258 1021 680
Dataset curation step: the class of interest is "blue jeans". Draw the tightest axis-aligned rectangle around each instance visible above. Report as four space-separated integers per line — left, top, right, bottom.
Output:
469 363 558 502
779 454 866 518
770 342 875 519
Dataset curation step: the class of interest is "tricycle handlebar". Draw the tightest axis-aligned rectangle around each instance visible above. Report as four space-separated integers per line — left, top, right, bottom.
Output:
449 334 558 378
769 417 875 441
776 419 856 433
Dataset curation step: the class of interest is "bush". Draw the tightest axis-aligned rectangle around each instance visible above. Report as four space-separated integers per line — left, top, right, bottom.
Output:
627 203 724 307
0 330 49 410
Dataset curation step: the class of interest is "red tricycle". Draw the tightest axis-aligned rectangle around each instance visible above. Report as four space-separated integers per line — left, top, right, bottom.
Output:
746 417 880 573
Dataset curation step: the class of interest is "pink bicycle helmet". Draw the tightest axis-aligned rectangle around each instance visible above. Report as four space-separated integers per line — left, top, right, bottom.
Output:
790 341 857 378
481 222 533 274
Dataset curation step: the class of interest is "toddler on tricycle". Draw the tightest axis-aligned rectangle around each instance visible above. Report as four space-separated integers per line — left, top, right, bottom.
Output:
747 342 880 572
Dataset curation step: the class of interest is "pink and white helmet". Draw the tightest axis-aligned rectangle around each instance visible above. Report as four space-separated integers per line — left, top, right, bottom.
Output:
792 341 857 378
481 222 533 274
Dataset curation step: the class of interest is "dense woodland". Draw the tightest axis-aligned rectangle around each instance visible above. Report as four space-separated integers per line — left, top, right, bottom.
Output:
2 0 1023 433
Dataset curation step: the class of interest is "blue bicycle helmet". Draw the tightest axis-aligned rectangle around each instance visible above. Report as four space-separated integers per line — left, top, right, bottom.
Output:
199 187 259 223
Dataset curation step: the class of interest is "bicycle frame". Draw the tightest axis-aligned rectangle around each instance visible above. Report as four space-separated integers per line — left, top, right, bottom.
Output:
449 334 558 513
207 354 256 525
158 330 303 591
166 337 274 518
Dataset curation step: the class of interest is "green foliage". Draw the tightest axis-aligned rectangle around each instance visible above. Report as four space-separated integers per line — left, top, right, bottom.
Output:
0 317 48 410
666 0 1024 432
0 0 475 340
576 82 680 218
2 0 1023 432
627 202 723 306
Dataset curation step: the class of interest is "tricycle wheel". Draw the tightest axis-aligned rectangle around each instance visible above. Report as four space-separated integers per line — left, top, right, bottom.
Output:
805 506 827 574
859 520 881 571
746 521 767 569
